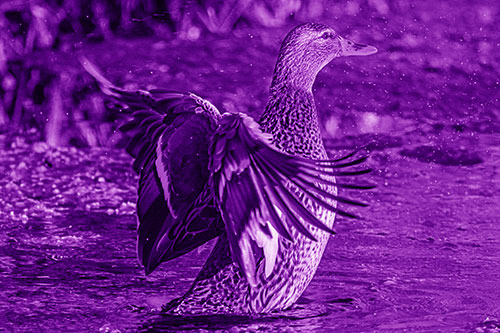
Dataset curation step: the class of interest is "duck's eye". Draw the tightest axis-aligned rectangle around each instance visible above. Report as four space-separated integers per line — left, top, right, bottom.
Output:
320 32 333 40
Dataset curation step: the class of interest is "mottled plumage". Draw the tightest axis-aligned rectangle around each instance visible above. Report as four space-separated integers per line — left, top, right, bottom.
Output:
81 22 377 314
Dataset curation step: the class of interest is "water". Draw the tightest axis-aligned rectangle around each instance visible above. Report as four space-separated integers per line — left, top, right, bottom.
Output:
1 128 499 332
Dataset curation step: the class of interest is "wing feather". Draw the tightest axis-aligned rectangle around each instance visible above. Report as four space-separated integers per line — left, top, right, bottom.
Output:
80 57 227 274
210 113 373 286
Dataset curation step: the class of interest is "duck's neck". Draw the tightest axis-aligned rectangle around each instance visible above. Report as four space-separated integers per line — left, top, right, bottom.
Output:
268 39 322 91
258 84 325 159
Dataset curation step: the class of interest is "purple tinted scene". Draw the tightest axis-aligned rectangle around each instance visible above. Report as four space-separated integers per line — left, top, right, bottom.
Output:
1 0 499 332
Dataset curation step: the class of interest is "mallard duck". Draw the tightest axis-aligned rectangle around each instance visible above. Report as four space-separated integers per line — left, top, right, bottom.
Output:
81 22 376 314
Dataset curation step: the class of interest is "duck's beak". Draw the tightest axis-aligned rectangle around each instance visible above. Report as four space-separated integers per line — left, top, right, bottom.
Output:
338 36 377 56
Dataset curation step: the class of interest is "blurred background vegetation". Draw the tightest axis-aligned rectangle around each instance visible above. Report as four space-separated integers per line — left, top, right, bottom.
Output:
0 0 335 146
0 0 408 147
0 0 498 148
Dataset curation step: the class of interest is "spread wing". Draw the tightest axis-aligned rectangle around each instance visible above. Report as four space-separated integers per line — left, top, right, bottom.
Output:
80 57 224 274
210 113 373 287
125 92 225 274
126 93 224 274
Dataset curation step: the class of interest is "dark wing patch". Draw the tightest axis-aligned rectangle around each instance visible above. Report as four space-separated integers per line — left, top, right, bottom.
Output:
132 98 224 274
128 93 224 274
80 56 226 273
210 113 373 287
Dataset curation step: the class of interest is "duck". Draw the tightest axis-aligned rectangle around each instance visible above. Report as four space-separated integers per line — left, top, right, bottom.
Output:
80 22 377 314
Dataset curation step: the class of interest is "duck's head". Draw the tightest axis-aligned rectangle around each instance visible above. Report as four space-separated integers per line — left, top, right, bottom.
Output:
271 22 377 91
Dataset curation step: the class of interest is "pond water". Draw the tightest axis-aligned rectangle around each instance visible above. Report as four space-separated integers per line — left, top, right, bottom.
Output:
1 122 499 332
2 2 500 330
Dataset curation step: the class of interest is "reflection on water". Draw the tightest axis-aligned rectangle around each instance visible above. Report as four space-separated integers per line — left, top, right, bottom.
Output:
139 308 330 332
